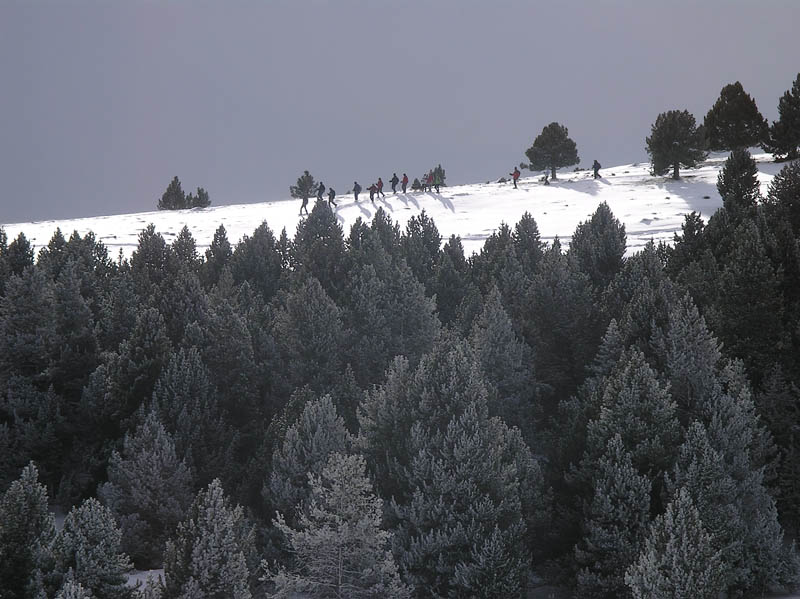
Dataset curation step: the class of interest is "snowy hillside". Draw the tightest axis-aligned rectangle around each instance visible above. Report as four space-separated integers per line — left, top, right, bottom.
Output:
1 153 783 258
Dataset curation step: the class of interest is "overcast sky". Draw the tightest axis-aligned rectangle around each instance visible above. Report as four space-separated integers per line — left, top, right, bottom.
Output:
1 0 799 224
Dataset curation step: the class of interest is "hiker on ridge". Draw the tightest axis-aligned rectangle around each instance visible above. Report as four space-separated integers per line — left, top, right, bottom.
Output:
353 181 362 202
377 177 386 198
390 173 400 193
328 187 337 207
368 182 378 202
510 167 521 189
317 181 326 201
592 160 601 179
401 173 409 193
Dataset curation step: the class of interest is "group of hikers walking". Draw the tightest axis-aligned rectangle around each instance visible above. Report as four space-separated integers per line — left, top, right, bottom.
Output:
299 160 601 215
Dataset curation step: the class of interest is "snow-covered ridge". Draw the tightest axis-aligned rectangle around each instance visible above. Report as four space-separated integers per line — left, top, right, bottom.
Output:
1 153 783 259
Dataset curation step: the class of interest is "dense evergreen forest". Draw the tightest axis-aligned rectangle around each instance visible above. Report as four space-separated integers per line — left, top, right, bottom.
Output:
2 149 800 598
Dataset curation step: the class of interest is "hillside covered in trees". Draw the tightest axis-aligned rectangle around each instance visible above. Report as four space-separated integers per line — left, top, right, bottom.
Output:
2 149 800 598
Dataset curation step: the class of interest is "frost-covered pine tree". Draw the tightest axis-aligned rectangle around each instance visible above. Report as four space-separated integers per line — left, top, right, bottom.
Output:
55 576 95 599
0 462 57 599
98 409 193 568
163 479 255 599
43 498 133 599
150 346 234 488
267 395 352 528
575 434 651 599
584 349 680 483
625 488 725 599
716 148 761 221
568 201 627 291
394 401 539 598
264 453 411 599
469 285 537 435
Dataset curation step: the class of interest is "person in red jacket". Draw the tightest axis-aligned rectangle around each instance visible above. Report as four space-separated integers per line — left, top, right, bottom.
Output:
368 183 378 203
510 167 521 189
401 173 409 193
376 177 385 198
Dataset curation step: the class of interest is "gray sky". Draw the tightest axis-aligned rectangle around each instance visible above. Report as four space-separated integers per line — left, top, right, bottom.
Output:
2 0 799 224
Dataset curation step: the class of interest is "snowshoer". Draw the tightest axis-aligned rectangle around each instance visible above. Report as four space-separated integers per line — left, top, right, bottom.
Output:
433 171 441 193
353 181 362 202
510 167 521 189
368 183 377 202
299 192 309 215
328 187 336 207
592 160 601 179
317 181 326 201
377 177 385 198
401 173 409 193
425 172 434 192
390 173 400 193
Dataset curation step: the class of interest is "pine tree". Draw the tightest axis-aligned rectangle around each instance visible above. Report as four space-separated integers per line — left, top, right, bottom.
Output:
575 435 651 599
513 212 546 278
50 261 99 400
0 376 65 491
430 235 470 326
267 395 352 528
714 220 784 378
289 170 316 200
185 187 211 209
45 498 134 599
171 226 199 269
129 224 171 292
151 346 234 488
6 232 35 276
646 109 708 179
716 148 760 221
469 286 537 436
201 224 233 289
98 410 194 569
272 276 345 398
0 462 57 599
625 488 725 599
756 366 800 532
524 121 580 180
345 259 439 387
157 176 186 210
763 159 800 235
402 210 441 294
0 265 57 387
163 479 255 599
393 400 538 598
55 579 94 599
658 294 721 425
230 221 284 302
584 349 680 498
704 81 769 150
264 453 411 599
763 73 800 160
155 266 209 346
291 201 349 303
568 201 627 291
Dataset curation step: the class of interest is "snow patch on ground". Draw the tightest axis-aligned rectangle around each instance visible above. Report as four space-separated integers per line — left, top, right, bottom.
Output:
1 152 781 260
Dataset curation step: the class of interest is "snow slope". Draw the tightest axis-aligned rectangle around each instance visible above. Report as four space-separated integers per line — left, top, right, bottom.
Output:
1 153 783 259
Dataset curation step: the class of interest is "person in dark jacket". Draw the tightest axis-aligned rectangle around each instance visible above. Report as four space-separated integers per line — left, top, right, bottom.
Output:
376 177 385 198
328 187 337 207
299 191 309 215
368 183 378 202
510 167 521 189
592 160 601 179
401 173 409 193
317 181 326 201
390 173 400 193
353 181 362 202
